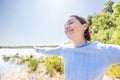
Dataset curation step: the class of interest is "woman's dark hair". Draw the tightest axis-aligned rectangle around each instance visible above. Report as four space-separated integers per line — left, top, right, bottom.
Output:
70 15 91 41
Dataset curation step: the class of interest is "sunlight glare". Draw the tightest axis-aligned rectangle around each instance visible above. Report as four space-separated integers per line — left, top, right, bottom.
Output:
42 0 71 8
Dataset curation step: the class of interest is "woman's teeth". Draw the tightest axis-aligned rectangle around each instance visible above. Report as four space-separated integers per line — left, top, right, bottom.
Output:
67 29 74 35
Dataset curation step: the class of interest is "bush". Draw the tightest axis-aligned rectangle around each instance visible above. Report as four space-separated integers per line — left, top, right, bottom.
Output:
2 55 10 62
2 54 40 72
106 64 120 78
44 56 64 77
27 59 39 72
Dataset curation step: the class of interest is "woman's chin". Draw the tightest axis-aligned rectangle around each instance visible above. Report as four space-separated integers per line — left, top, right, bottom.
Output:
66 35 74 40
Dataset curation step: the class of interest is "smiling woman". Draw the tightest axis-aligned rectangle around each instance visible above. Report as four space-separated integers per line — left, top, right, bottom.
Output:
35 14 120 80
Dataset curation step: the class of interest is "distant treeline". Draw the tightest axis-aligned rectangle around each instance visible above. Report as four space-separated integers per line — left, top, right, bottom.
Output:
0 45 59 49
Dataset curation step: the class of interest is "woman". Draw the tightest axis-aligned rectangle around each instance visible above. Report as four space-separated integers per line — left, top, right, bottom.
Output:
35 15 120 80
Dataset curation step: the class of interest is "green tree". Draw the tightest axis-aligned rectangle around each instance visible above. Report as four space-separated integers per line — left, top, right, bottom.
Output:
102 0 114 14
88 1 120 78
91 12 115 43
110 2 120 45
111 1 120 21
87 15 93 27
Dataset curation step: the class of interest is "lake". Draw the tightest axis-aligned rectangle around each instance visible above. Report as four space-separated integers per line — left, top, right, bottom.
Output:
0 48 44 80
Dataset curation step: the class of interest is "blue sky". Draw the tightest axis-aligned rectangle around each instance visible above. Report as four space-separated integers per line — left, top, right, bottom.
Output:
0 0 118 46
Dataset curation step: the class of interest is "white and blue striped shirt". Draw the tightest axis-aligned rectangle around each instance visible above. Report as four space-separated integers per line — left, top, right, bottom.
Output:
35 41 120 80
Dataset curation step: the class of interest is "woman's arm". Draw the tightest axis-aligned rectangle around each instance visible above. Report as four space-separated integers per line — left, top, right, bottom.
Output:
106 44 120 64
35 46 63 56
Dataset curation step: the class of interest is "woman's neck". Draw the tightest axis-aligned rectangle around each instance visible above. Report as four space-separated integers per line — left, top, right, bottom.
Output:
72 38 87 47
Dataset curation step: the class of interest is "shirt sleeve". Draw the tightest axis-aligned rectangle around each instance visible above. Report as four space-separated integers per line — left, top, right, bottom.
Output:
106 44 120 64
35 47 63 56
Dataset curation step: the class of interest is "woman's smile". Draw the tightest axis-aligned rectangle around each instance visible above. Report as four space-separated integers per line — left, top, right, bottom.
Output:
65 28 74 36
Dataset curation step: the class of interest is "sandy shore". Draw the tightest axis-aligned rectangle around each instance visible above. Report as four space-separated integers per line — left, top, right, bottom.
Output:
1 63 119 80
1 63 63 80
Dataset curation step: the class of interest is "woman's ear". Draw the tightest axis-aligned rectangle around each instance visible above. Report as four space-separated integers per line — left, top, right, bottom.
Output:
83 23 88 30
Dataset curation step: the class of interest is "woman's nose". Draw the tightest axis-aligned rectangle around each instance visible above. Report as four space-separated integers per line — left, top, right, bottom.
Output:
64 25 70 29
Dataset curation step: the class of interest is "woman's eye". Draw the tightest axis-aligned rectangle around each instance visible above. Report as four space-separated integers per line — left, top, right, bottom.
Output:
68 22 73 25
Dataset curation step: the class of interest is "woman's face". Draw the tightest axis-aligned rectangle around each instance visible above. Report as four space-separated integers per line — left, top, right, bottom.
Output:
64 16 87 40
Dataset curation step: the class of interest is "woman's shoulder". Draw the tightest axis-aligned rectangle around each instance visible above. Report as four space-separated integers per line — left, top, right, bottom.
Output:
92 41 103 45
60 41 104 49
91 41 120 49
91 41 108 49
59 41 120 49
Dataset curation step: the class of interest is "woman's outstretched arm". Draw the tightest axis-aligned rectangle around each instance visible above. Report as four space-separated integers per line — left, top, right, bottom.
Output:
34 46 63 56
106 44 120 64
